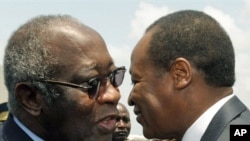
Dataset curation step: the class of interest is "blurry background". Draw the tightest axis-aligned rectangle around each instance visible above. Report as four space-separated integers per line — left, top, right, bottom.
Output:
1 0 250 136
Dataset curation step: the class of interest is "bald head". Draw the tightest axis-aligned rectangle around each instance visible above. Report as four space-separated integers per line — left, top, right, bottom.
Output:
4 15 110 115
117 103 130 116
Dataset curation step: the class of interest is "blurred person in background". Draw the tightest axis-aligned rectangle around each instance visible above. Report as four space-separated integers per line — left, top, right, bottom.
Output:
112 103 131 141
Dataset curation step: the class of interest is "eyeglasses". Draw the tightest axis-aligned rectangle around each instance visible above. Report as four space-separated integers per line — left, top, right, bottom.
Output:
40 66 126 99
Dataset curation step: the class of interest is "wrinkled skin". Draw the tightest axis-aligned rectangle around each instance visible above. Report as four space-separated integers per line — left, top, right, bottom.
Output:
18 23 121 141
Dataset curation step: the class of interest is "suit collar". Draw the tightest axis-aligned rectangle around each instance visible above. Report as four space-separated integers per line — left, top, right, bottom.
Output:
201 96 247 141
2 114 33 141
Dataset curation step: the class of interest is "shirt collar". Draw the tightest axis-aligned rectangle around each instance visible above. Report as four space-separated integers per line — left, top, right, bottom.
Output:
13 116 44 141
182 94 234 141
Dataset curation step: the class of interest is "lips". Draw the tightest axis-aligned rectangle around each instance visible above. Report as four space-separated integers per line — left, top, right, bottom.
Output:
133 106 144 124
97 114 117 133
115 130 128 136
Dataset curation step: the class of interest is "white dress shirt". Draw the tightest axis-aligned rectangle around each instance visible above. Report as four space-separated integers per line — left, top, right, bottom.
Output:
182 94 234 141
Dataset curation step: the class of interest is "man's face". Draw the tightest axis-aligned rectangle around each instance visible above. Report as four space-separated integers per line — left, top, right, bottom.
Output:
129 30 185 139
112 104 131 141
41 25 121 141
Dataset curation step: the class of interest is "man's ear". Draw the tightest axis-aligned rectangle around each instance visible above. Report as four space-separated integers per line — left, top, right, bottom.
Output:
15 83 42 116
170 57 192 89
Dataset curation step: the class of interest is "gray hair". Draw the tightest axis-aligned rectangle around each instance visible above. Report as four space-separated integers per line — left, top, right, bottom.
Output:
3 15 82 115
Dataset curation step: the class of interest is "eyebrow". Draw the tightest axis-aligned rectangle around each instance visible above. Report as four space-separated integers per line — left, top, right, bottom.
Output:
69 63 97 82
101 60 114 69
80 61 97 71
95 60 115 73
78 61 116 79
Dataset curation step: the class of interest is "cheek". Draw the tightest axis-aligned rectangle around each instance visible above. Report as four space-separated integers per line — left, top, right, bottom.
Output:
127 123 131 132
132 82 163 120
61 88 96 121
65 88 94 107
126 122 131 128
131 83 151 105
132 80 177 130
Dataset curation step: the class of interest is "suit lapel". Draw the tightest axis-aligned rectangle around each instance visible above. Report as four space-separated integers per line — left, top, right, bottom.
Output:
200 96 247 141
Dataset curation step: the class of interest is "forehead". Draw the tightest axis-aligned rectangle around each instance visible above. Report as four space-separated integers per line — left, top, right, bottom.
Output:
131 32 151 61
130 30 154 73
48 24 102 49
46 24 114 77
117 104 129 115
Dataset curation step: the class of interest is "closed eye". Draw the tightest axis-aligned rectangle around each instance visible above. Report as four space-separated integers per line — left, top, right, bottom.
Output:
131 80 139 86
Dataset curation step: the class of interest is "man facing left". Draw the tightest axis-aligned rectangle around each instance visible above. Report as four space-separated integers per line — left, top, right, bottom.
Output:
0 15 125 141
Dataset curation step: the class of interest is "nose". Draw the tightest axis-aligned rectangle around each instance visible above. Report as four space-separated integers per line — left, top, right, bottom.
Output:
117 120 126 127
97 80 121 104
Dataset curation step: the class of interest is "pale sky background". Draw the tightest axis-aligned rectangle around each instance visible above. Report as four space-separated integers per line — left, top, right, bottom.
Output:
0 0 250 136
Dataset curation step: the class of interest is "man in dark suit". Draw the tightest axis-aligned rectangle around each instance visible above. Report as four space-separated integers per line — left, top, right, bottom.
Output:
128 10 250 141
0 15 125 141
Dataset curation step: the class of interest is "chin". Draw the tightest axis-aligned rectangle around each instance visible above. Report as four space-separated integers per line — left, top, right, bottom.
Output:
143 128 156 139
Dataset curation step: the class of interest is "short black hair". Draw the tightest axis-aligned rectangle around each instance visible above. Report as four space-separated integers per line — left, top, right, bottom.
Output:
146 10 235 87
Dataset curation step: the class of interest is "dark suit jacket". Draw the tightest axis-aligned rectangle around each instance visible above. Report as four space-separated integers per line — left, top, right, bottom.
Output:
0 114 33 141
201 96 250 141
